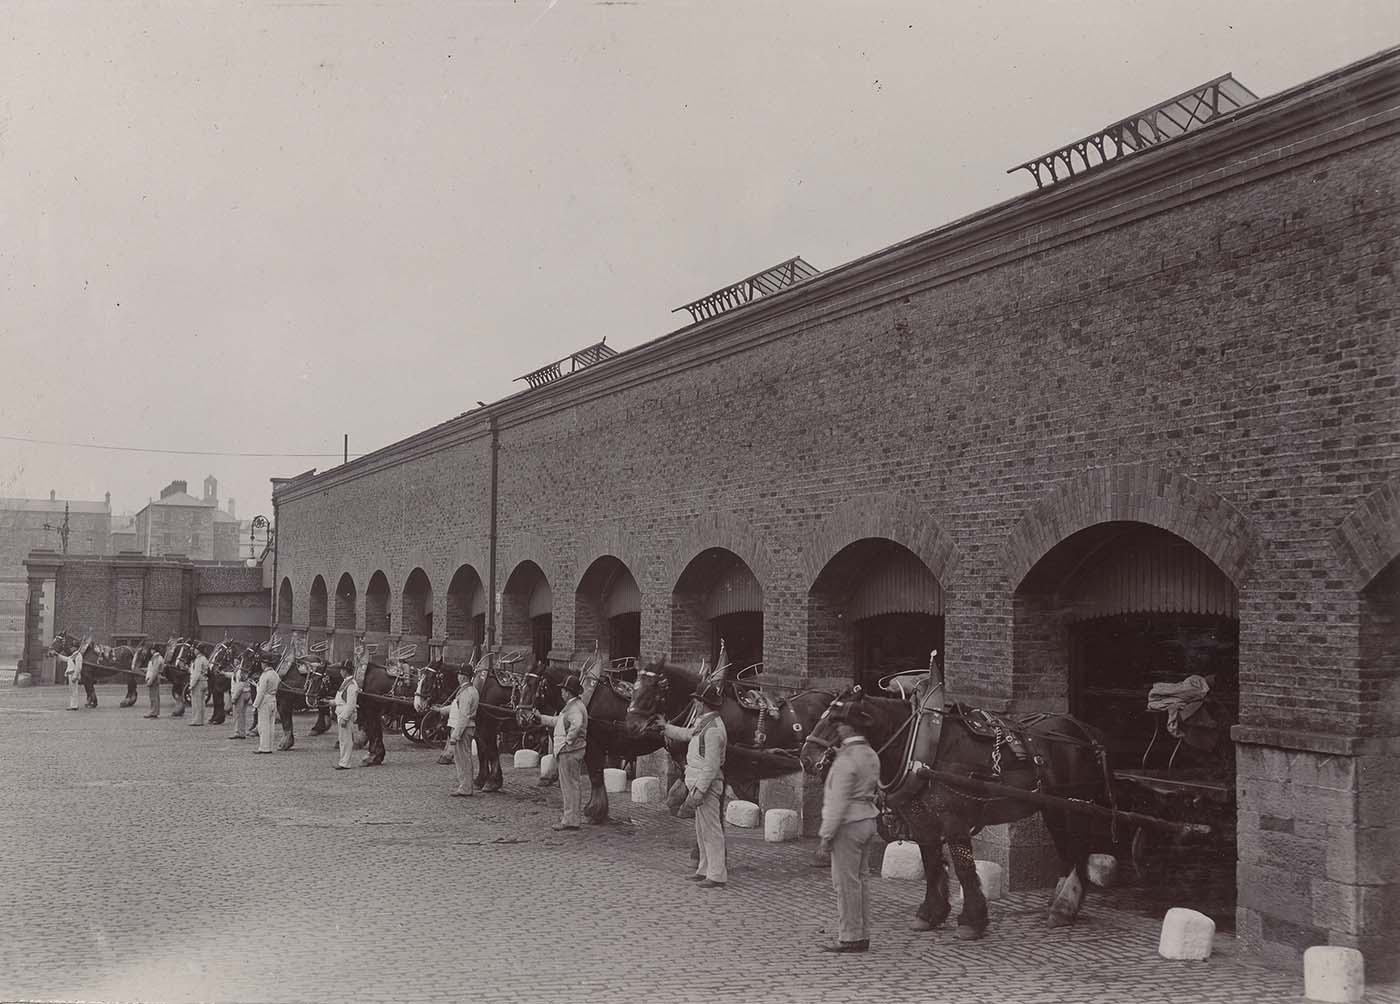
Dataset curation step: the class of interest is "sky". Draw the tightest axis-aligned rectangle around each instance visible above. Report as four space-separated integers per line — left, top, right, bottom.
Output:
2 0 1396 526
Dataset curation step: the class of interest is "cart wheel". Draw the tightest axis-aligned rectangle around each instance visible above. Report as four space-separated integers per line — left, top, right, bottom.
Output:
422 709 448 744
402 714 425 745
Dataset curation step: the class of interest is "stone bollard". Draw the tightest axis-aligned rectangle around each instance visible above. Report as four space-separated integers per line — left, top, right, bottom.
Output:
1088 853 1119 888
724 800 761 828
975 860 1005 900
14 673 33 688
513 749 540 770
763 808 799 842
880 840 924 880
603 768 628 793
1303 946 1365 1003
631 776 660 803
1157 907 1215 960
539 754 557 783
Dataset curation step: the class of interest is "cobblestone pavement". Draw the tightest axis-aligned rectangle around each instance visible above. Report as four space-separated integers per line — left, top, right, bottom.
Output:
2 684 1396 1004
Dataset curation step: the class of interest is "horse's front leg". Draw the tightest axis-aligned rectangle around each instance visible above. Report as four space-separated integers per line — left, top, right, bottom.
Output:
309 703 330 735
478 724 502 792
582 744 609 823
911 841 952 931
276 695 295 750
1046 818 1090 927
947 835 988 940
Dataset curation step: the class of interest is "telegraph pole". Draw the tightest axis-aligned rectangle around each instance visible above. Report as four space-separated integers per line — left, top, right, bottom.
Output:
42 503 72 554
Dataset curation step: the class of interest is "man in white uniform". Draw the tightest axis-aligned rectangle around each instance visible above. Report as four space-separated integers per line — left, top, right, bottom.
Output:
142 645 166 719
662 680 728 887
187 646 210 726
537 674 587 828
333 663 359 770
444 671 480 796
251 653 287 754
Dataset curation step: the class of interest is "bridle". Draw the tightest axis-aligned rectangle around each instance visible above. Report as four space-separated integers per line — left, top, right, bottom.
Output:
802 688 915 775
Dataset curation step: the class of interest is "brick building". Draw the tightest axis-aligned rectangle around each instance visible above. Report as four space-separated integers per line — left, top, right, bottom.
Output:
132 477 240 561
268 52 1400 972
0 492 112 675
21 554 269 681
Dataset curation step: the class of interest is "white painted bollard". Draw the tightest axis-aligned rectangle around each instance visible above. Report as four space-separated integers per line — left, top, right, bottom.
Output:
975 860 1005 900
1157 907 1215 960
763 808 799 842
1304 946 1365 1003
603 768 628 793
631 776 660 803
880 840 924 880
724 799 761 828
513 749 540 770
539 753 557 781
1088 853 1119 888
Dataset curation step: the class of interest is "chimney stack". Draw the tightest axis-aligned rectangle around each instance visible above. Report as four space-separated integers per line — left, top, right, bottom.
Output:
104 491 111 508
49 489 56 501
228 498 236 519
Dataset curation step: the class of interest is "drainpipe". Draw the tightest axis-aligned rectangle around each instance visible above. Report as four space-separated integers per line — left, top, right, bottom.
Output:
487 415 499 651
271 498 280 629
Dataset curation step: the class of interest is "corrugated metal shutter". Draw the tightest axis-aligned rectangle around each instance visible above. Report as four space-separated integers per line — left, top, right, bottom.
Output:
603 570 641 617
850 551 944 620
528 579 553 617
704 563 763 618
1064 540 1236 621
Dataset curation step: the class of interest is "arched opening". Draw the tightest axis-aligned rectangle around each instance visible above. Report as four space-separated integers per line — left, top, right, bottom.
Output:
575 556 641 663
277 577 293 625
502 561 552 662
401 567 433 640
335 573 357 631
365 571 391 634
309 576 328 628
807 538 944 690
1360 556 1400 738
445 564 486 655
1016 521 1239 925
671 548 762 672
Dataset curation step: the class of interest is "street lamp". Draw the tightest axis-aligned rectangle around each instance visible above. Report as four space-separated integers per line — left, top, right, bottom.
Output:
250 514 274 556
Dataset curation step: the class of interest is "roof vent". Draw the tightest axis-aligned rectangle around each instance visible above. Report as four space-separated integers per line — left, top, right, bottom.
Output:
674 256 820 324
514 339 618 390
1009 74 1258 190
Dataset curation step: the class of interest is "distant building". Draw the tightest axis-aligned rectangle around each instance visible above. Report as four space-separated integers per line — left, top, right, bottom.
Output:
132 476 240 561
0 491 112 577
110 514 139 554
0 491 112 674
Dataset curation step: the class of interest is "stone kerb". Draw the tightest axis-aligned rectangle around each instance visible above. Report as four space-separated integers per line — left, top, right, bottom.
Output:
1330 477 1400 591
795 491 962 588
1001 463 1258 589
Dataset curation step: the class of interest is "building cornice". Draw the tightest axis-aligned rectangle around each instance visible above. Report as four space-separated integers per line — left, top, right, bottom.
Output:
276 48 1400 507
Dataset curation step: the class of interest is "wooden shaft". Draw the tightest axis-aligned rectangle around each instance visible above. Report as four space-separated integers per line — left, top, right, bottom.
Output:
915 764 1212 837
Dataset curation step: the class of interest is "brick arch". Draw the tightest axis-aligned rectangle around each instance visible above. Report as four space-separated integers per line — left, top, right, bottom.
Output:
796 492 961 589
497 532 564 598
1001 463 1257 590
1331 477 1400 591
663 511 775 593
393 548 444 598
574 523 650 590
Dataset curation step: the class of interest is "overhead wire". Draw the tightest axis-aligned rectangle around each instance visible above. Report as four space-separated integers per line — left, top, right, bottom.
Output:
0 433 366 459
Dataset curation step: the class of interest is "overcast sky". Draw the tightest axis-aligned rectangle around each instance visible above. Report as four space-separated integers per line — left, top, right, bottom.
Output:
2 1 1396 525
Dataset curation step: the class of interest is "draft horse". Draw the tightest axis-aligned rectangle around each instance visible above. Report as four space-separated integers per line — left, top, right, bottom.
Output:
799 683 1117 940
517 654 645 823
626 656 837 789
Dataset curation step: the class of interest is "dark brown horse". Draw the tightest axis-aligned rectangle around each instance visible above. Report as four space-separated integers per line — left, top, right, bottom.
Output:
798 682 1117 940
468 651 533 792
516 655 643 823
625 657 838 785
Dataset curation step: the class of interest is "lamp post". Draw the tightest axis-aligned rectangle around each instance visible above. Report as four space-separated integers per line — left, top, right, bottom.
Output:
251 514 276 627
42 503 72 554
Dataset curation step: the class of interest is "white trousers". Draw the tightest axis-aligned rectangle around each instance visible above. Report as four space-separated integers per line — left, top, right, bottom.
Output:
67 678 81 710
256 702 275 752
337 719 354 768
693 781 727 883
189 679 206 725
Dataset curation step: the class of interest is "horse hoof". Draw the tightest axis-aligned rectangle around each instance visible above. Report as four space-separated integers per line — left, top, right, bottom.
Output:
1047 911 1074 928
955 925 986 941
909 917 941 932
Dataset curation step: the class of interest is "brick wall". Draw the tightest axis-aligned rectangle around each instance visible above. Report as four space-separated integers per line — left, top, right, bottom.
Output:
271 55 1400 972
